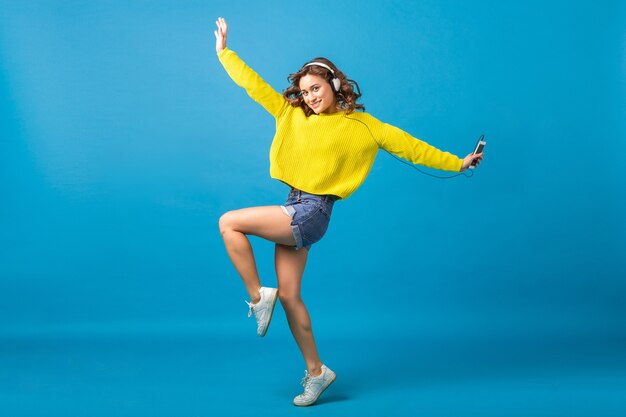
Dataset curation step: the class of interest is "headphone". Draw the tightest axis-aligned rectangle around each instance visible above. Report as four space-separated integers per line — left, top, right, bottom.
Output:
303 62 341 92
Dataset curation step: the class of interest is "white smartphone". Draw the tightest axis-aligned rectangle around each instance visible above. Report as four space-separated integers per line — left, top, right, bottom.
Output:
470 135 486 168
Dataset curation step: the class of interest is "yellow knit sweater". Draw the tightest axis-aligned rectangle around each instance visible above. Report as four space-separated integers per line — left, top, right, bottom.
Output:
218 48 463 199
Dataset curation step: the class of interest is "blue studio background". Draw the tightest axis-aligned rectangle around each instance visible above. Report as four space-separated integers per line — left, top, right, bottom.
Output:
1 1 625 416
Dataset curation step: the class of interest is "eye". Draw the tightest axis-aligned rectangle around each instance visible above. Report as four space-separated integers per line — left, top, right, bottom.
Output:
312 86 319 92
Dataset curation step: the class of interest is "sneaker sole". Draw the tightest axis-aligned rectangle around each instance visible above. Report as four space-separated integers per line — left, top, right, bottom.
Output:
258 289 278 337
293 373 336 407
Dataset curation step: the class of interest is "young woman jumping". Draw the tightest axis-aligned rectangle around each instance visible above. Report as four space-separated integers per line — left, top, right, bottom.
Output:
214 17 483 406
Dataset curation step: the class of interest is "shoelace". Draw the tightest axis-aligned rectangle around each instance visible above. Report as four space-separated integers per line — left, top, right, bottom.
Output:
245 300 255 318
300 372 312 390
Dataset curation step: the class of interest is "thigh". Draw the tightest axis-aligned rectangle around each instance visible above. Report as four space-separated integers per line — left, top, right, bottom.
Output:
221 206 296 246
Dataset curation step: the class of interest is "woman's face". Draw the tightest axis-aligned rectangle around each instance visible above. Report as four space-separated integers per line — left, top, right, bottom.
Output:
299 74 338 114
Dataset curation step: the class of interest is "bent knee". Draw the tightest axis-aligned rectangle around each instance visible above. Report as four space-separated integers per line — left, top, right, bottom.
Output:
218 211 236 236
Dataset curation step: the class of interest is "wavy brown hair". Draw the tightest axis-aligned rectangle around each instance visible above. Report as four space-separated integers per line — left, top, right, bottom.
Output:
283 57 365 117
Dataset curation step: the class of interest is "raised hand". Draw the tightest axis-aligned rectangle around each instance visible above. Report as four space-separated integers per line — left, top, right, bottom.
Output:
214 17 228 54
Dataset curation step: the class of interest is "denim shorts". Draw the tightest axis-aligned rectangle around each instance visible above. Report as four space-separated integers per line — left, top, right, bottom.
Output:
281 189 337 250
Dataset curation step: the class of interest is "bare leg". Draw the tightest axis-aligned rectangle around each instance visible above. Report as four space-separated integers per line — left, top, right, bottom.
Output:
275 243 323 376
219 206 295 302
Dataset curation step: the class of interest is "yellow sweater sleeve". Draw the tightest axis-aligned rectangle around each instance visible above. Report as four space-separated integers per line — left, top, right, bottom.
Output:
217 48 288 118
377 122 463 172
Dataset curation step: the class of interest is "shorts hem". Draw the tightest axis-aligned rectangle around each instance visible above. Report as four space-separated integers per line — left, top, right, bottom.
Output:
290 224 308 250
281 205 295 217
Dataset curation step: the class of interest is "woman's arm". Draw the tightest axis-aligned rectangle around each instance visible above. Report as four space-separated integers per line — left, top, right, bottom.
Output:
374 122 465 172
363 114 483 172
213 18 287 118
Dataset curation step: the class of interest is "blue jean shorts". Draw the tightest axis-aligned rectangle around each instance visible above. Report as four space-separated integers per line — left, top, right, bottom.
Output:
281 189 337 250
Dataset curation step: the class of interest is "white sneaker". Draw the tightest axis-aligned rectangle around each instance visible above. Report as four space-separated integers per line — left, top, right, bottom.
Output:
245 287 278 337
293 364 336 406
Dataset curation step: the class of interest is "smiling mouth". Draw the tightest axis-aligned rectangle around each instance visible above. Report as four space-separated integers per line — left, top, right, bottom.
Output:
310 100 321 108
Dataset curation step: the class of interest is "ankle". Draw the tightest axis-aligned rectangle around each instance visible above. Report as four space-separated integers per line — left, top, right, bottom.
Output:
308 365 323 377
249 287 262 304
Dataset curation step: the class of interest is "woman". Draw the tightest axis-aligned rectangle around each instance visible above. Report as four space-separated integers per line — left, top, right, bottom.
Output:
214 17 482 406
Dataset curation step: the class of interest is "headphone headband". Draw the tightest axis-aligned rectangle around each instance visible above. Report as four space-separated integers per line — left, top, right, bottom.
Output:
303 61 336 75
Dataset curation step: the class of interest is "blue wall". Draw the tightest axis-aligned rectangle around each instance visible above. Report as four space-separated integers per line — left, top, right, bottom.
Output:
1 0 625 342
